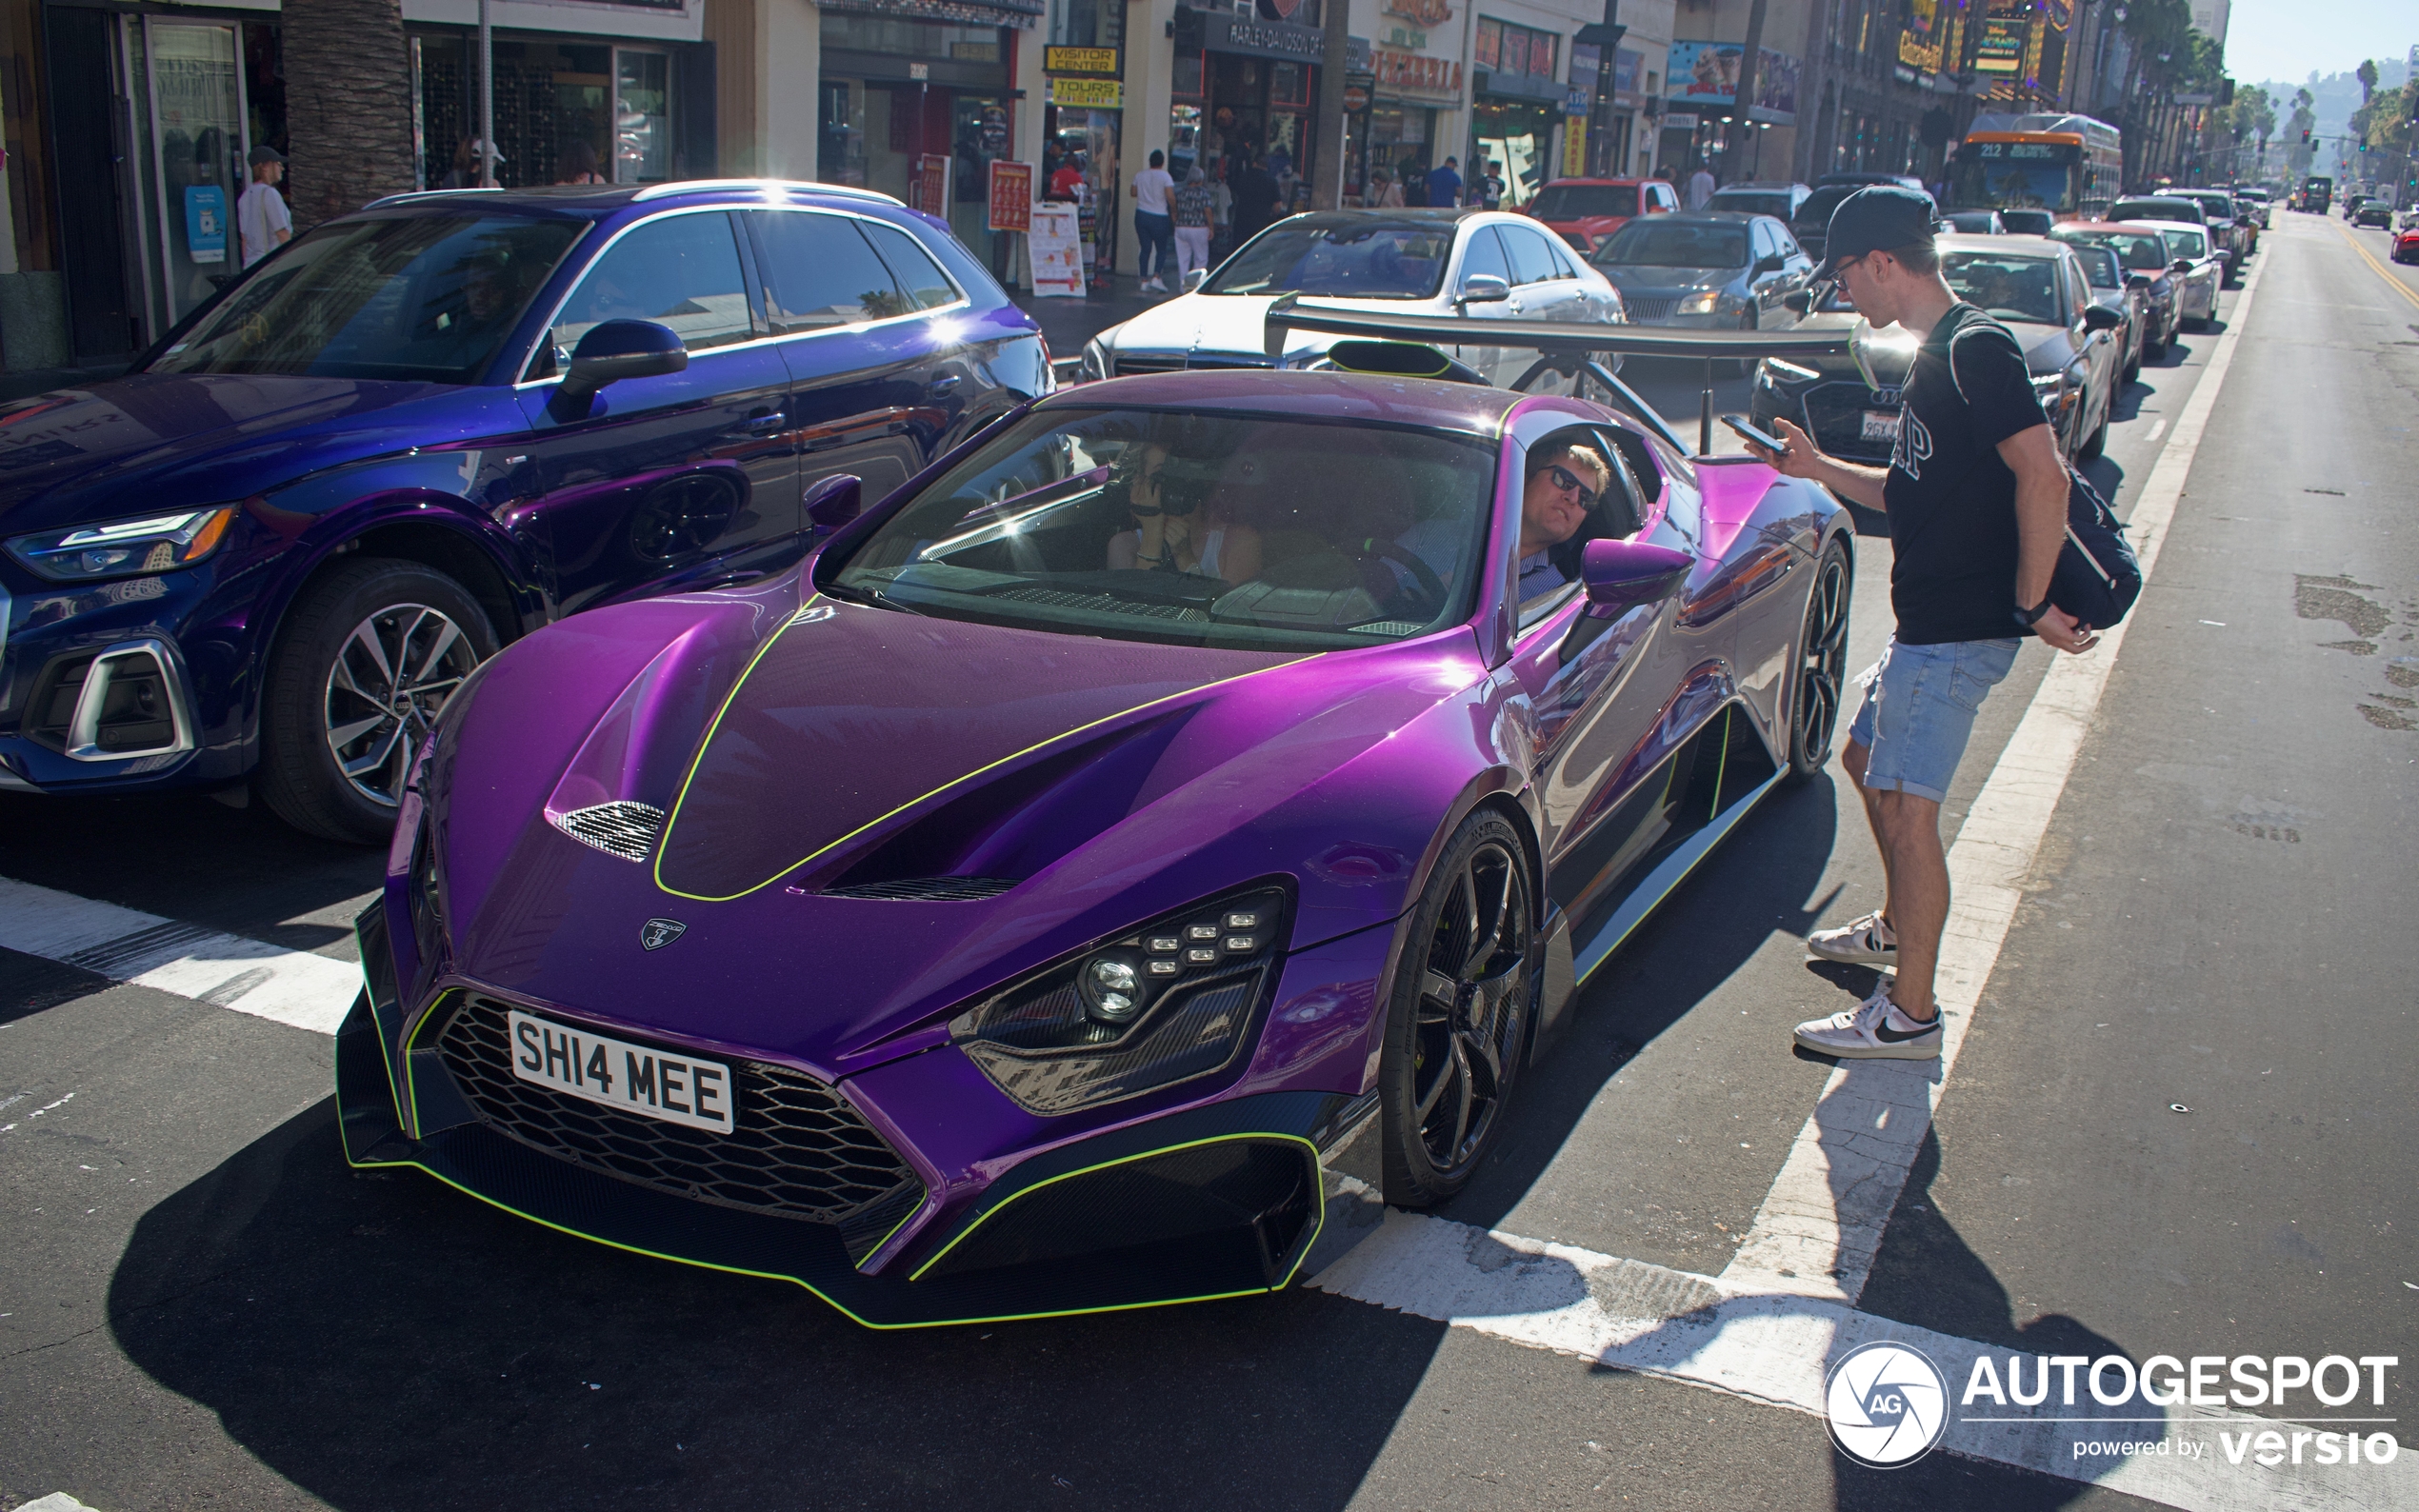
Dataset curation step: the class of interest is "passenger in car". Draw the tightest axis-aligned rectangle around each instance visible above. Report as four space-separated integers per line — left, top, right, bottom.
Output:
1104 442 1264 587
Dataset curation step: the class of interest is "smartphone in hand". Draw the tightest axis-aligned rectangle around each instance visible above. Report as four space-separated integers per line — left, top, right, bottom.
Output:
1720 413 1789 454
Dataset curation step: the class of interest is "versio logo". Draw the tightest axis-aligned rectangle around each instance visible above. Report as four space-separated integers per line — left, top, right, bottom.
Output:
1826 1342 1950 1468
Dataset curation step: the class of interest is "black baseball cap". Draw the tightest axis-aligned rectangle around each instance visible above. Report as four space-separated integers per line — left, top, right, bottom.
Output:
1812 185 1941 279
248 145 285 166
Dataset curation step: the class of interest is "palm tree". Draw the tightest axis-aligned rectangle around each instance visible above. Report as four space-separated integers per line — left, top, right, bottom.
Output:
281 0 420 232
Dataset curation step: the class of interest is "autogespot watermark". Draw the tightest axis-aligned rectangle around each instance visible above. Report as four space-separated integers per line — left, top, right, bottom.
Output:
1825 1347 2402 1471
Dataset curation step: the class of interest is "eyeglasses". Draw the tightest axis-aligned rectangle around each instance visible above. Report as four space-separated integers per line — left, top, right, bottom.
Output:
1536 464 1598 508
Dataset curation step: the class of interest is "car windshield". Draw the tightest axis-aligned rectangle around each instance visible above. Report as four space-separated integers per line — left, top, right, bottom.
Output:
1204 220 1455 298
2054 228 2169 269
2069 245 2123 288
2112 199 2196 224
2161 226 2209 259
826 408 1497 651
1946 211 2003 232
1999 209 2054 234
1532 184 1640 219
1708 191 1793 218
150 212 586 383
1942 251 2062 323
1593 220 1748 269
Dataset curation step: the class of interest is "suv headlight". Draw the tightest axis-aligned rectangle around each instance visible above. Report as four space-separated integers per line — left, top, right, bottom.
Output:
7 505 238 583
951 884 1290 1115
1080 338 1109 384
2031 372 2071 413
1678 289 1722 315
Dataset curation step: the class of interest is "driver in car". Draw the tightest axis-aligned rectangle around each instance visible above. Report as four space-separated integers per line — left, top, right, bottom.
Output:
1511 443 1612 602
1104 442 1264 587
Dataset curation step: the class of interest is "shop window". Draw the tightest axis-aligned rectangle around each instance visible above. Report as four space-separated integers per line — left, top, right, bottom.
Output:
1475 19 1499 70
861 222 960 311
554 211 751 354
1269 62 1308 109
615 50 670 183
751 211 913 328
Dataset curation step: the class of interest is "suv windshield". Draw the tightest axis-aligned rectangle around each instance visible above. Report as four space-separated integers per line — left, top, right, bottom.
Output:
1942 251 2062 323
1795 186 1857 229
1709 191 1795 218
1205 219 1456 298
2053 227 2169 270
151 212 585 383
1593 220 1747 269
1531 184 1640 219
827 408 1496 650
2110 198 2199 225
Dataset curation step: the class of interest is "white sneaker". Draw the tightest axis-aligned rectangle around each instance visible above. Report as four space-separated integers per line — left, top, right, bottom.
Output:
1807 910 1897 966
1792 985 1942 1060
1142 278 1166 293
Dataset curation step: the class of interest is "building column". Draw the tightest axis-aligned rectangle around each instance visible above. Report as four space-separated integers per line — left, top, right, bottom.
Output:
706 0 819 181
1117 0 1174 279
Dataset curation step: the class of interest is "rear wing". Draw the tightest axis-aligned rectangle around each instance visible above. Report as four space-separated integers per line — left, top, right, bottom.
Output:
1264 295 1853 454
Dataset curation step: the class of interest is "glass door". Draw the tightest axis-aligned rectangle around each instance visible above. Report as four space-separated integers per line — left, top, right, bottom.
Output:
146 20 247 323
613 50 670 183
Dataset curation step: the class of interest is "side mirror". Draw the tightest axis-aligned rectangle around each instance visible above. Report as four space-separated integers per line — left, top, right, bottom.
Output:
2170 258 2193 273
805 473 864 531
1183 268 1208 292
1581 539 1694 618
552 319 686 417
1753 253 1786 274
1455 273 1512 307
2082 304 2125 332
2125 271 2151 289
1782 290 1812 315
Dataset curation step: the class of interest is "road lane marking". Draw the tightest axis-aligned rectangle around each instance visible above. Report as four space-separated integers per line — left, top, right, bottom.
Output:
1718 249 2271 1302
1312 1209 2414 1512
0 876 358 1034
2333 222 2419 311
2144 417 2168 443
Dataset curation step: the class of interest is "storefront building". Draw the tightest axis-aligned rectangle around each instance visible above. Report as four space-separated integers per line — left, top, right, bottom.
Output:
1171 4 1351 222
1354 0 1463 204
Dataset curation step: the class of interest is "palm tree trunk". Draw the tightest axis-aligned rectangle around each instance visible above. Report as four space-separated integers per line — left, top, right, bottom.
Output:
281 0 420 232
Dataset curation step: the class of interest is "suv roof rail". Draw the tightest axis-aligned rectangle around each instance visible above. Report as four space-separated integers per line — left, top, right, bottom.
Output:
361 187 507 209
630 177 904 207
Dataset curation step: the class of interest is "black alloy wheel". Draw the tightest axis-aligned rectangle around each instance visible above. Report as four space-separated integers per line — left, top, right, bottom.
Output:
1786 536 1852 783
1380 811 1537 1206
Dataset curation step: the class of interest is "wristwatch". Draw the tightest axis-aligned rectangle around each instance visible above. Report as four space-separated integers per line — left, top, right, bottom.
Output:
2012 596 2053 628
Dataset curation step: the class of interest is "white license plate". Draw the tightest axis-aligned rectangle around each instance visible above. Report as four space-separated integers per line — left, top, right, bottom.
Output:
508 1009 734 1134
1861 409 1902 443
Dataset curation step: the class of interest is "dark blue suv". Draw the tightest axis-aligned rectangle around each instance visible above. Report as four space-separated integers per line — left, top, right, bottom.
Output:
0 181 1050 841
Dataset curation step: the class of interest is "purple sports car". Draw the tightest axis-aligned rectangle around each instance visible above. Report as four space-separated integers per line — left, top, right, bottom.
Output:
340 328 1856 1327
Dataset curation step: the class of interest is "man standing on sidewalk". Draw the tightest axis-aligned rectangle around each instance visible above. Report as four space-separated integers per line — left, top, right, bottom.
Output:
1746 187 2098 1061
1426 156 1464 209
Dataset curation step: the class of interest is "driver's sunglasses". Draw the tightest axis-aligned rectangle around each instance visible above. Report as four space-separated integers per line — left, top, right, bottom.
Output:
1537 463 1597 508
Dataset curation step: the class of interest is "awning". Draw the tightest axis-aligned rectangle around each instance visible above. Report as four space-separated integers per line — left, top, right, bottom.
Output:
820 0 1043 27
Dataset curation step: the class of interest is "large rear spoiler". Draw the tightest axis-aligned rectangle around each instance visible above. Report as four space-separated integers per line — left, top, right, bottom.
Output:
1264 295 1855 454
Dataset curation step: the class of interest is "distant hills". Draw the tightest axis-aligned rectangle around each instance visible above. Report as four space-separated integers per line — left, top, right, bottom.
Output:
2246 55 2410 148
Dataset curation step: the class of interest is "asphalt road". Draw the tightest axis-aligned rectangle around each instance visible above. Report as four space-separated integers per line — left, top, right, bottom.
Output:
2 211 2411 1512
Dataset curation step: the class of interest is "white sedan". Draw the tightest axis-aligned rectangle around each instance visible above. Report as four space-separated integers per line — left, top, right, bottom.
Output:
1080 209 1627 390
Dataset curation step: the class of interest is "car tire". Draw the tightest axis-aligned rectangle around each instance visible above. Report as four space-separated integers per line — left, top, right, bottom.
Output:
1786 535 1852 784
258 557 498 845
1378 809 1538 1207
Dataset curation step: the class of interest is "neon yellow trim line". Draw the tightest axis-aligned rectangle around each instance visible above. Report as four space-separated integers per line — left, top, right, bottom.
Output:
854 1188 931 1273
1709 705 1732 821
337 1149 1317 1331
400 988 458 1141
650 623 1318 902
910 1131 1325 1281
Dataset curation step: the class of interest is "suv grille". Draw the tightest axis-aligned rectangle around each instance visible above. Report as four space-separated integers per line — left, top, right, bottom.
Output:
1624 298 1677 322
435 995 919 1230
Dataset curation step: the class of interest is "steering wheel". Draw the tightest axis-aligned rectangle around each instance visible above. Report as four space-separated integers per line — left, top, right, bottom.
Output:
1365 538 1449 619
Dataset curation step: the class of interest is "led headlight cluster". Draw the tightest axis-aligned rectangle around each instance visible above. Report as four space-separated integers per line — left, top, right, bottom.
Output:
6 505 238 582
951 885 1289 1115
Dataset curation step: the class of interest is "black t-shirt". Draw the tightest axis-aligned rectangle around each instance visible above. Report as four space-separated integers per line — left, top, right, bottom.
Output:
1882 302 2048 644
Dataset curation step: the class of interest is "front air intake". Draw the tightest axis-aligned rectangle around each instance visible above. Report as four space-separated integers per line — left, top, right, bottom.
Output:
821 877 1018 901
24 639 195 762
549 801 667 863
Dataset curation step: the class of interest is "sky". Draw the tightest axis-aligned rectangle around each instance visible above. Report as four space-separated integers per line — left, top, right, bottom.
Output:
2224 0 2412 90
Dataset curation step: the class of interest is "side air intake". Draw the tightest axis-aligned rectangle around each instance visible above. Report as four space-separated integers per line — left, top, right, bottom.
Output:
822 877 1018 901
549 801 668 863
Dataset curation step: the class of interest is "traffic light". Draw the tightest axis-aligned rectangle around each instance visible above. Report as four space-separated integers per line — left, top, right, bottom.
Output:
2301 128 2311 143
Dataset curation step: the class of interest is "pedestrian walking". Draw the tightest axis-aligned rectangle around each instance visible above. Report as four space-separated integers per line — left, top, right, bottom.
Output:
1230 151 1281 247
1370 168 1405 208
1172 164 1216 285
1744 187 2098 1061
1130 149 1177 293
1403 160 1430 207
1686 162 1716 209
236 145 291 269
1426 156 1464 209
556 139 606 185
1208 157 1234 254
1478 160 1506 210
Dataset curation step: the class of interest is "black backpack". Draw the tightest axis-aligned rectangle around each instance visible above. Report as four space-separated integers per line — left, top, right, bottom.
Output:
2049 470 2142 629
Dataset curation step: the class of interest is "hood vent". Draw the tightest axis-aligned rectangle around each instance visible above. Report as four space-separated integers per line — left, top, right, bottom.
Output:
822 877 1018 902
549 801 667 863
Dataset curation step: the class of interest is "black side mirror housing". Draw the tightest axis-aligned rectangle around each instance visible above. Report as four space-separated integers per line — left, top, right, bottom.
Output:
1782 290 1812 315
1752 253 1787 274
2170 258 2194 273
551 319 687 418
2082 304 2125 332
2125 271 2151 289
805 473 864 531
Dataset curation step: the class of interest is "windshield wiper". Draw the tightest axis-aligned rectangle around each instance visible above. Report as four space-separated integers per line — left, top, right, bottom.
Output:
825 580 926 617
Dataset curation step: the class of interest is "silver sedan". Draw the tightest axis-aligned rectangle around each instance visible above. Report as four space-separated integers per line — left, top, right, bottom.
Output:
1080 209 1626 390
2128 220 2222 329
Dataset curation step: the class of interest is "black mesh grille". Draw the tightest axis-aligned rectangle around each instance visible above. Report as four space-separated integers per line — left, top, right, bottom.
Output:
435 995 919 1225
822 877 1020 901
1799 380 1898 463
1625 298 1678 322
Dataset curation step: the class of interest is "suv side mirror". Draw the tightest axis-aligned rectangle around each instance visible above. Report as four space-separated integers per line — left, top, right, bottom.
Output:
1455 273 1512 307
2125 271 2151 289
2170 257 2193 273
1581 539 1693 617
805 472 864 530
2082 304 2125 332
554 319 687 417
1752 253 1786 274
1781 289 1812 314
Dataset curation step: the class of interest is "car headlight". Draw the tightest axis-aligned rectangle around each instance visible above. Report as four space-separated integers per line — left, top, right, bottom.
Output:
1080 338 1109 384
1678 289 1722 315
1760 357 1820 388
6 505 239 583
950 884 1290 1116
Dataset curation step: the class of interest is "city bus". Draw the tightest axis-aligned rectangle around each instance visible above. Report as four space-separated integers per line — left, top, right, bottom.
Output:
1949 112 2124 221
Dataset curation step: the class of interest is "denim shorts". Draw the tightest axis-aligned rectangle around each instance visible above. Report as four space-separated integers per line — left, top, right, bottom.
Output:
1846 636 2021 804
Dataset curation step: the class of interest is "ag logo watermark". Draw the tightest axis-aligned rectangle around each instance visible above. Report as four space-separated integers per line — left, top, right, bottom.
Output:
1826 1342 1950 1468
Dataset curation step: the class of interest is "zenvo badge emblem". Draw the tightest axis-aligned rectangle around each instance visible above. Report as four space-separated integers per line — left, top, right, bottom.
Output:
640 918 688 951
1824 1341 1949 1468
